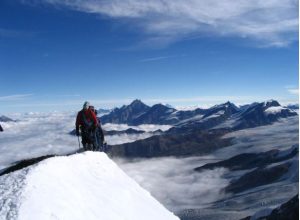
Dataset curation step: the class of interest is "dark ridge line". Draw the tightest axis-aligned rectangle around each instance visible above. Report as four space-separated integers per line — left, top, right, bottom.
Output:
0 149 87 176
0 155 56 176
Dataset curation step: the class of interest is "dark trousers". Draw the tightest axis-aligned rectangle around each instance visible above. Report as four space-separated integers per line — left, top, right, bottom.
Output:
81 129 96 151
80 126 105 151
94 127 105 151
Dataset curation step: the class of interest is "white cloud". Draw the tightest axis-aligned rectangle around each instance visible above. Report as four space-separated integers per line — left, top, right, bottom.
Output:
140 56 175 62
0 94 33 101
107 133 155 145
139 54 186 62
33 0 298 47
115 156 229 212
99 123 172 145
103 123 172 132
0 112 80 169
287 88 299 95
285 85 299 96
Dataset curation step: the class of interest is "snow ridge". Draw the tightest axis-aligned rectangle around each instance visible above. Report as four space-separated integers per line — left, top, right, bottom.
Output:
0 168 30 219
1 152 179 220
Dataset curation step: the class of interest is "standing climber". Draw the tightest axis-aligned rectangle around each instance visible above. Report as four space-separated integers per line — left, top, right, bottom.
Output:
75 101 98 151
89 105 106 152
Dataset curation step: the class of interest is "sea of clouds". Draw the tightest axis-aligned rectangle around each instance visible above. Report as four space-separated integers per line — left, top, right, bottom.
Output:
115 156 229 212
0 112 170 170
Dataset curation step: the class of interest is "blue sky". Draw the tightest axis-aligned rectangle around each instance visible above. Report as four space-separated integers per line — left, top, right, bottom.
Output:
0 0 298 113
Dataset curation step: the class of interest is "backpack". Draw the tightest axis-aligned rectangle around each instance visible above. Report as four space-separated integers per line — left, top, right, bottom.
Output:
81 110 94 130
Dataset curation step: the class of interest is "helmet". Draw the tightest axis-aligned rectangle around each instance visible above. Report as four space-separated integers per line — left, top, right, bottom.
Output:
89 105 97 115
89 105 95 110
83 101 90 109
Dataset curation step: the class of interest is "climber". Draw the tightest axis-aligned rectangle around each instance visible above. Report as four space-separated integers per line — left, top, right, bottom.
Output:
75 101 98 151
89 105 106 152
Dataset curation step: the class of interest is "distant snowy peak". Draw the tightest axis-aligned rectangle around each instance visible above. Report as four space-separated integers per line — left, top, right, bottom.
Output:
240 101 297 117
264 106 294 115
203 101 239 117
101 100 179 125
160 103 174 109
240 100 280 114
97 108 111 115
211 101 239 111
129 99 150 110
0 152 179 220
0 115 15 122
262 99 280 108
101 99 150 124
213 100 298 130
229 100 298 130
115 99 150 113
131 104 177 125
286 103 299 110
174 102 239 129
151 103 176 112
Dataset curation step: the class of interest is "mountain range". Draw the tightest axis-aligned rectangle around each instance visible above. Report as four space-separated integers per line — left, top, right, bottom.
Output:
100 99 297 158
100 100 297 131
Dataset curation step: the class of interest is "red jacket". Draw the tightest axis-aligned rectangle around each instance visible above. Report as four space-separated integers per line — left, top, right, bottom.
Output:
76 109 98 130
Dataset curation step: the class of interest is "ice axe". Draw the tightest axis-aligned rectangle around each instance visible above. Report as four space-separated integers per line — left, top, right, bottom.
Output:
77 136 81 149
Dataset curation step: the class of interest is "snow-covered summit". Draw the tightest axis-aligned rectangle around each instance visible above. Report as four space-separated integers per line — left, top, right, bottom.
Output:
0 152 179 220
262 99 280 108
264 106 290 115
